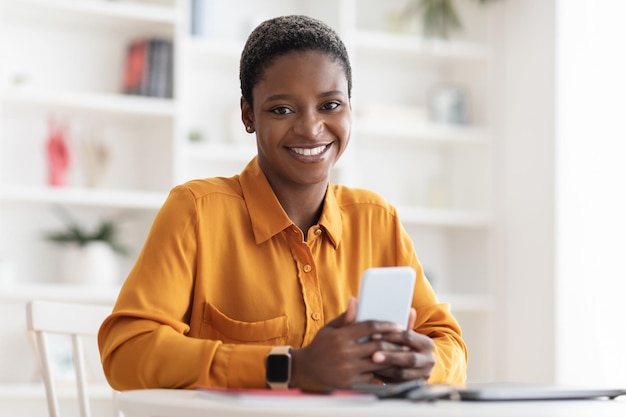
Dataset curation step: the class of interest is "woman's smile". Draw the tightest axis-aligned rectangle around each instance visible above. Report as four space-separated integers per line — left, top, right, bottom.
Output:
288 143 331 159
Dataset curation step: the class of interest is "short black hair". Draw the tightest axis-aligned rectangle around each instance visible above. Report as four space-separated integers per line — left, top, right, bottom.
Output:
239 15 352 106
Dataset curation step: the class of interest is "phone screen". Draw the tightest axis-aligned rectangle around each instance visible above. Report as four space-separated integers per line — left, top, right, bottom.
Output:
355 266 416 328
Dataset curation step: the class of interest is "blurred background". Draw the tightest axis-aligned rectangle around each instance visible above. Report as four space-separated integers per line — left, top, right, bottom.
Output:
1 0 625 415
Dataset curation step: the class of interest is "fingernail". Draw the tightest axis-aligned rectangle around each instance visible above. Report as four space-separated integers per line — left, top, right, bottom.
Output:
371 333 382 340
372 352 385 363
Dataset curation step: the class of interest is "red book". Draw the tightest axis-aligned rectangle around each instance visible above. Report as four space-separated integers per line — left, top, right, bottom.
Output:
123 39 148 95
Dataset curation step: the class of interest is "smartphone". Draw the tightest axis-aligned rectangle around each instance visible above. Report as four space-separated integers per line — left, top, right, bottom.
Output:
355 266 416 328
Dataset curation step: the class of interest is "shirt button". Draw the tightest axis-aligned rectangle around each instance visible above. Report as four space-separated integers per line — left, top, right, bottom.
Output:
303 264 312 273
311 312 321 320
315 229 322 235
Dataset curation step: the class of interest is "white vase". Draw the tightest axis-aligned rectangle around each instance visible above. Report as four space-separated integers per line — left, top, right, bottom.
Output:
61 241 119 287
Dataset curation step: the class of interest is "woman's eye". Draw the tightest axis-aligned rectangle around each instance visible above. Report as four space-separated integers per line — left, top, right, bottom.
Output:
271 106 292 115
322 101 340 111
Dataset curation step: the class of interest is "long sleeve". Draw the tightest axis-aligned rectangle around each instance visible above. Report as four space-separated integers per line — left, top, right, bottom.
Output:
392 205 468 384
99 184 290 389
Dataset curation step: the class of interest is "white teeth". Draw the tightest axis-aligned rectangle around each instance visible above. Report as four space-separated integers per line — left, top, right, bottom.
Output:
292 145 327 156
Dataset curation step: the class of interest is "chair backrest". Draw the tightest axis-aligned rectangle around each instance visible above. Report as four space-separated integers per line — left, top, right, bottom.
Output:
26 299 113 417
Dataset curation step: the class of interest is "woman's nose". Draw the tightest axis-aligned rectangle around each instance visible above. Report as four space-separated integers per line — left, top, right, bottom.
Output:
292 110 323 139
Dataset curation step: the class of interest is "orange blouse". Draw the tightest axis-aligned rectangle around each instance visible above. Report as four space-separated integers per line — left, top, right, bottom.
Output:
98 157 467 390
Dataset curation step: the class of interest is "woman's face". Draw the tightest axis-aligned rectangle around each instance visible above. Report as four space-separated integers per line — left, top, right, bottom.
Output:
241 50 351 190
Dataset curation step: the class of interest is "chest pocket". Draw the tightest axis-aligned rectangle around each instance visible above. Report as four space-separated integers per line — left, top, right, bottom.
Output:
199 302 289 345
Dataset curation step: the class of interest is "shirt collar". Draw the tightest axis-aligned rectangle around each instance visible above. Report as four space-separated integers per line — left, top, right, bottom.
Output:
317 184 342 249
239 157 342 248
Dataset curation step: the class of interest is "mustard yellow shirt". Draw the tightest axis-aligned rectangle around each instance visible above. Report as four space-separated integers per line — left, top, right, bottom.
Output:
98 157 467 390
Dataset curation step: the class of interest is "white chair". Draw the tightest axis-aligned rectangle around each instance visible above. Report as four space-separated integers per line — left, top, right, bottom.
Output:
26 299 117 417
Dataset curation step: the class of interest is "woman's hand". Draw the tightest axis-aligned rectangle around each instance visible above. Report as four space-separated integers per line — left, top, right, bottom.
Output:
371 308 436 383
290 297 406 390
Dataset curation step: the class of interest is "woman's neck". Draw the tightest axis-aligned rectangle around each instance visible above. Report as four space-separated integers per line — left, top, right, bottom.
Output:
273 182 327 238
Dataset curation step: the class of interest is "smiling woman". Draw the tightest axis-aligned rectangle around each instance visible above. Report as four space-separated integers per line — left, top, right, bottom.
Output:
98 15 467 392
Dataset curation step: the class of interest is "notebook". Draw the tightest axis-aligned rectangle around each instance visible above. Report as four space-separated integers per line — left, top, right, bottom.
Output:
196 387 377 406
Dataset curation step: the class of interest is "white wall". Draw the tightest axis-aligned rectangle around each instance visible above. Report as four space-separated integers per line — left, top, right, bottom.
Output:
493 0 626 386
555 0 626 386
493 0 557 383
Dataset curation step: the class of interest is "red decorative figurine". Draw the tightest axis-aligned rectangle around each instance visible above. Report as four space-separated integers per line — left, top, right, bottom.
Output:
46 118 70 187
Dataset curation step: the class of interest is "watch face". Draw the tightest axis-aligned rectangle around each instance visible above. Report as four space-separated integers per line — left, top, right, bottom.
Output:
266 354 290 383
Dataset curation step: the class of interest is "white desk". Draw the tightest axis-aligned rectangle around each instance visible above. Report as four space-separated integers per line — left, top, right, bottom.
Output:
117 388 626 417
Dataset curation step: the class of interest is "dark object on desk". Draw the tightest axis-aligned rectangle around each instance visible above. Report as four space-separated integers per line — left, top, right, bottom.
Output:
454 382 626 401
406 384 458 401
351 378 426 399
351 380 457 402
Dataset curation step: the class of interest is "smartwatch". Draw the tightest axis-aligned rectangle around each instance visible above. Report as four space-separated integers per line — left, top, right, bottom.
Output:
265 345 292 389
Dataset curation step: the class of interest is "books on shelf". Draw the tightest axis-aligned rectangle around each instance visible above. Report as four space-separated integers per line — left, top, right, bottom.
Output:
122 38 173 98
190 0 207 37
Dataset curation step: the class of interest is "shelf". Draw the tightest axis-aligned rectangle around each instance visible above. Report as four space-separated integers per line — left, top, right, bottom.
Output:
1 87 176 118
437 293 493 313
355 30 491 62
183 142 257 162
397 206 491 227
355 120 490 145
0 382 115 400
4 0 178 25
0 282 120 303
0 185 167 210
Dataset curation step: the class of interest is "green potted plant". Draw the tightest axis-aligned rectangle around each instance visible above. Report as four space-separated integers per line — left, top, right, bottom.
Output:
398 0 500 39
418 0 463 39
44 207 129 286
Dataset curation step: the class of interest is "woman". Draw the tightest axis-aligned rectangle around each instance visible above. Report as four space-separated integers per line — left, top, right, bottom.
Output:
98 15 467 390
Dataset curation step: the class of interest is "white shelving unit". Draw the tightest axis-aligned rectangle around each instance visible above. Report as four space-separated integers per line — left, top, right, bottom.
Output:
0 3 178 415
0 0 499 411
346 0 495 382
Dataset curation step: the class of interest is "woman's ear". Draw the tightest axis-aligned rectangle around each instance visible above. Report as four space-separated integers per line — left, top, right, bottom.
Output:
240 97 255 134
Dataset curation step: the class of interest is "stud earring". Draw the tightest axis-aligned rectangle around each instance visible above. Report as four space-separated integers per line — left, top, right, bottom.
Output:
246 125 254 133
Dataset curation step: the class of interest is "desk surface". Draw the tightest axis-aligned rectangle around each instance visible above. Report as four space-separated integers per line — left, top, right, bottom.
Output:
117 388 626 417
